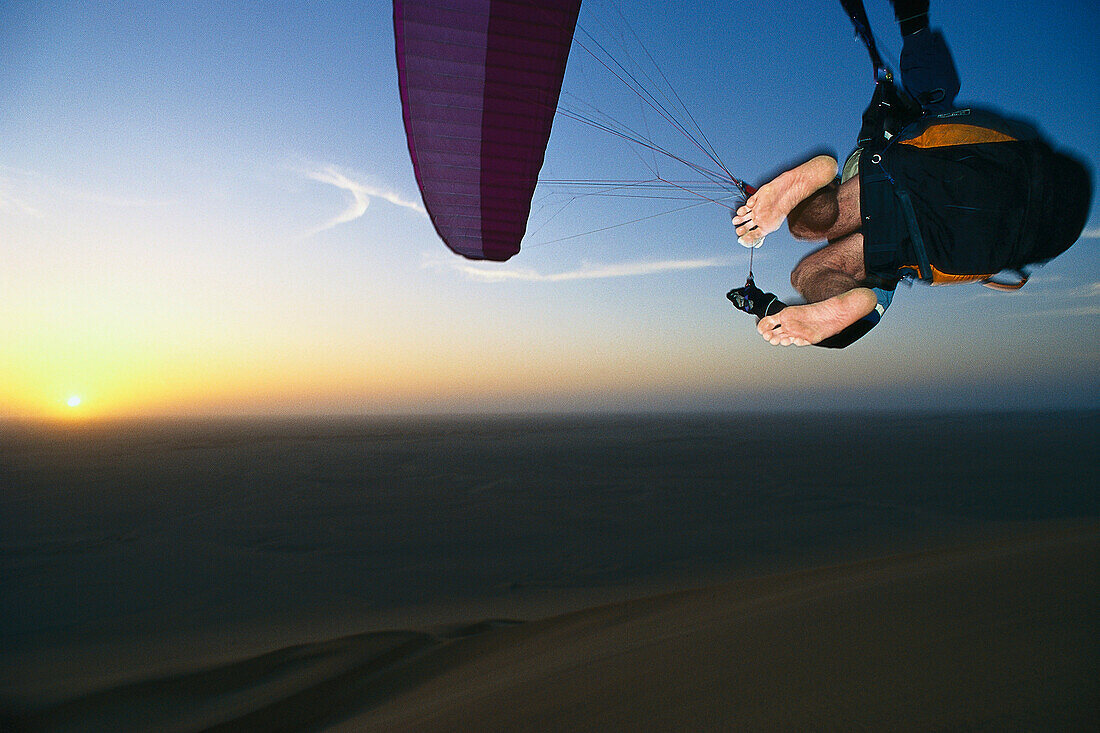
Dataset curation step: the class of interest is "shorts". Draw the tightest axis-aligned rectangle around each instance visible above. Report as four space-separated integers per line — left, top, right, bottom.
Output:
858 112 1090 284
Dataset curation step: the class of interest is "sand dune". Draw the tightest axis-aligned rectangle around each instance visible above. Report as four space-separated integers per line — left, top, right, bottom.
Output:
332 523 1098 732
6 524 1096 732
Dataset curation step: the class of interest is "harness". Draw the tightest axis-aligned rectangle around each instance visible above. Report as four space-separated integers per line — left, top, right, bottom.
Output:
841 0 1036 291
868 110 1041 290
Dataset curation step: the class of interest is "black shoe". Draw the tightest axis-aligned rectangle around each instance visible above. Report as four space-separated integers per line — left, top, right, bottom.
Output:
727 276 786 319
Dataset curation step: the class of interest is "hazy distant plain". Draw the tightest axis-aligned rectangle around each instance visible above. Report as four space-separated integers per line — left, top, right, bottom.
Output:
2 411 1097 706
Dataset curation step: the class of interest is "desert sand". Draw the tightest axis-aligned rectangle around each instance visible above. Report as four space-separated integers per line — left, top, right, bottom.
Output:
330 523 1097 732
13 522 1095 732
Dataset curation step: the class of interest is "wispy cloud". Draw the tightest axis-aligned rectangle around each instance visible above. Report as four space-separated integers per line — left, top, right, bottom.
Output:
1016 280 1100 300
1002 280 1100 317
0 185 42 217
66 190 170 208
1013 305 1100 318
1065 281 1100 298
0 164 169 215
304 165 425 234
0 165 41 216
441 257 733 283
1079 227 1100 239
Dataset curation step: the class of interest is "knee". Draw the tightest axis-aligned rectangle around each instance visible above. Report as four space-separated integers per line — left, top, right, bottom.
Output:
788 218 821 241
790 257 825 293
791 240 866 294
787 181 840 241
790 257 814 292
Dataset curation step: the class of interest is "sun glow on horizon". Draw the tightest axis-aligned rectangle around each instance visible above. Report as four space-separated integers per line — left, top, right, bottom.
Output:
0 1 1096 424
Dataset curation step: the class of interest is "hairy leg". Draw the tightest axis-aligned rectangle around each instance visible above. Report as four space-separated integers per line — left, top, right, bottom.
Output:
790 232 867 302
732 155 838 246
755 233 873 347
788 175 862 242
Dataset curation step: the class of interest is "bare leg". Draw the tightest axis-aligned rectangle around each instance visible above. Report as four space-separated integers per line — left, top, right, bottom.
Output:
732 155 838 246
788 175 862 242
790 232 867 301
757 233 874 347
757 288 877 346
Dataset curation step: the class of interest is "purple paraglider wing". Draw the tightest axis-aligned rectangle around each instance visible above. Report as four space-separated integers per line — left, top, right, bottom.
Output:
394 0 583 261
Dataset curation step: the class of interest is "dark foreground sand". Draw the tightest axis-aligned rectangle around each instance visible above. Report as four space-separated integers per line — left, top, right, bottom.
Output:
8 523 1097 732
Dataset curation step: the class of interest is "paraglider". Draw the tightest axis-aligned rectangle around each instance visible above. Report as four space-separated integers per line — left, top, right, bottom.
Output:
393 0 753 262
728 0 1091 348
394 0 583 261
395 0 1091 352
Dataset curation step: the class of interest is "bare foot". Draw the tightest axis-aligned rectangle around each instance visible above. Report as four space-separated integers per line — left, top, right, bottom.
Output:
733 155 838 246
757 288 876 346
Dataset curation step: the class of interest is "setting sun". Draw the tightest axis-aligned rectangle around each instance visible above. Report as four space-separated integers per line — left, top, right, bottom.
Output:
66 395 82 408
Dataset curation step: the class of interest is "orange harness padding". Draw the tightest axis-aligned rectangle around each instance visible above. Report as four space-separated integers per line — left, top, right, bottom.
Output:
898 263 1030 290
861 109 1054 291
899 123 1018 149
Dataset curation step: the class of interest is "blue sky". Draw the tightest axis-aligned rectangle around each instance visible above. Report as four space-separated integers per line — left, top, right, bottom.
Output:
1 0 1097 419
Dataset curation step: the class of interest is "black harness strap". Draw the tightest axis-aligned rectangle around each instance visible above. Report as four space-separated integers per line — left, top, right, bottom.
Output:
839 0 890 79
894 188 932 281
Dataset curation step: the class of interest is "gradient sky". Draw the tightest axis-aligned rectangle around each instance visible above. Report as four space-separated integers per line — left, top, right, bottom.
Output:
1 0 1097 420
